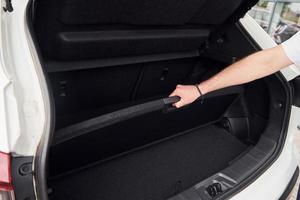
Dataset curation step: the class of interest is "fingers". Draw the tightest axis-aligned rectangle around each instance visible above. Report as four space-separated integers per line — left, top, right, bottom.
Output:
172 92 184 108
169 84 200 108
169 91 181 108
174 101 183 108
169 90 177 97
169 84 184 108
169 85 181 97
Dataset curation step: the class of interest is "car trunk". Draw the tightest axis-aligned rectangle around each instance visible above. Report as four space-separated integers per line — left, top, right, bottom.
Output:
45 56 257 199
29 0 290 199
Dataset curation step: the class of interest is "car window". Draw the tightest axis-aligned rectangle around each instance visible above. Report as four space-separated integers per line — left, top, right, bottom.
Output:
248 0 300 44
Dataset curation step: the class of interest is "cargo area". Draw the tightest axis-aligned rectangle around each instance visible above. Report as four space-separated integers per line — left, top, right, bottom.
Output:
45 56 264 200
29 0 289 199
49 124 247 200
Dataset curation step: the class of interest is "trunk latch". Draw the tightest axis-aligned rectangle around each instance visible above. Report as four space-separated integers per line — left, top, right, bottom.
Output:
206 182 223 198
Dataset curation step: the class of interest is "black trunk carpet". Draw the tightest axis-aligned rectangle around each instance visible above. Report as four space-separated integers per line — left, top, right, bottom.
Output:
48 125 247 200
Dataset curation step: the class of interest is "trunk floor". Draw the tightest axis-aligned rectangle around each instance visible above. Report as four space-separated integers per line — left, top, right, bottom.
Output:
48 125 247 200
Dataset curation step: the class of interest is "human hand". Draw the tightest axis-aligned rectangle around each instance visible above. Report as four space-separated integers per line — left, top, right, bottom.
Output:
169 84 201 108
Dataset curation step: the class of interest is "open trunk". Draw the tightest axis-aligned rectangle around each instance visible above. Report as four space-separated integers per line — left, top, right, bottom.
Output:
29 0 290 199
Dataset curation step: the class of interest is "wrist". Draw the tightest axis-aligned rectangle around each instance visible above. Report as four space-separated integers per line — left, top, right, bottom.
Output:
196 83 208 96
194 84 204 104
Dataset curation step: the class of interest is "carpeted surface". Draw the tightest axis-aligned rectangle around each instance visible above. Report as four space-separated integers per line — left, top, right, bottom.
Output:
48 125 247 200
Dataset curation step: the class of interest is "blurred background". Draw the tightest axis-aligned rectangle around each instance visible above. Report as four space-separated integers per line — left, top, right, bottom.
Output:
248 0 300 43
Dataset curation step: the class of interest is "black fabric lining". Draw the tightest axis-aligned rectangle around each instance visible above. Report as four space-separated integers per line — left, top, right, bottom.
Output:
48 125 247 200
58 0 242 25
49 121 217 180
59 0 205 25
33 0 245 62
48 57 209 120
189 0 243 24
131 64 147 100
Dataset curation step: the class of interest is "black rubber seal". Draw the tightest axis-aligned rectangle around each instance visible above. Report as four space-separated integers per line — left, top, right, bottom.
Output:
279 166 299 200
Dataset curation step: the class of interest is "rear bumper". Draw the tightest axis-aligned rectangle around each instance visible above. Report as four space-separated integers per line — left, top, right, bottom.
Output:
230 142 299 200
230 105 300 200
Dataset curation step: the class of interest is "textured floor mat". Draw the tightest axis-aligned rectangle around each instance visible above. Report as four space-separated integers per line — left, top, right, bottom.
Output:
49 125 247 200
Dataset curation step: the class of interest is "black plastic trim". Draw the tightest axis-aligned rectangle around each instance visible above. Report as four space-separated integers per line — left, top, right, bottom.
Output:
52 96 180 145
292 76 300 108
54 29 209 60
11 156 35 200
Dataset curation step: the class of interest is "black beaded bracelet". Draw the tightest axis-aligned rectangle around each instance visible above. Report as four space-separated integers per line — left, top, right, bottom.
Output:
194 84 204 104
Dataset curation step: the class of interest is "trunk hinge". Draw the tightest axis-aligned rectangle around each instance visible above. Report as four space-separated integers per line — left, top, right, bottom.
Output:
3 0 13 12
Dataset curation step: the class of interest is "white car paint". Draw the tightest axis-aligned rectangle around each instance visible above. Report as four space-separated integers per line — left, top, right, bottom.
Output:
231 106 300 200
229 14 300 200
240 14 300 81
0 2 299 200
0 0 48 156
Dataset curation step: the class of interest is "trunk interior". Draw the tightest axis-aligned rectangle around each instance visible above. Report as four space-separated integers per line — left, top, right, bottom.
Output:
29 0 289 199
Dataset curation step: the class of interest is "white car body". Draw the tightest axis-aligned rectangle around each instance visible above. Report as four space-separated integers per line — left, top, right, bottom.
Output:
0 1 299 199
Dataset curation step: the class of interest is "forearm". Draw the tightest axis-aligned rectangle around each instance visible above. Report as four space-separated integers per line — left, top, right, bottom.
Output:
170 45 293 108
198 45 293 95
